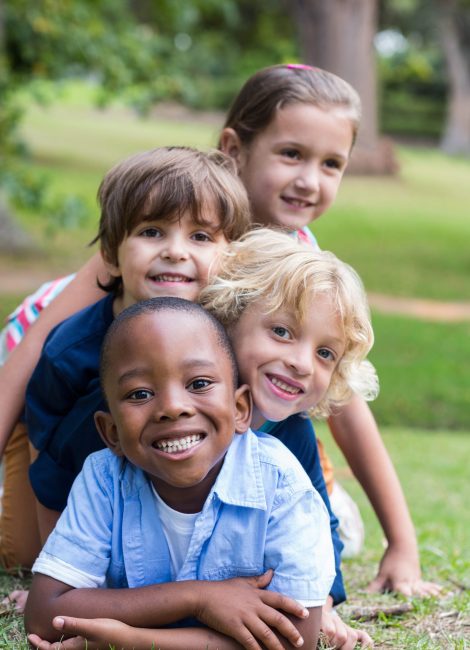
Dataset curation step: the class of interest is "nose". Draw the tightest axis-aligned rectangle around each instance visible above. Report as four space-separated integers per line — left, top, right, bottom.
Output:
294 162 320 193
155 386 195 421
160 233 190 262
286 343 314 377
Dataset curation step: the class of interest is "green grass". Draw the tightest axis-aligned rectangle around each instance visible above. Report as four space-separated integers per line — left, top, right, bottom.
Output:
314 147 470 301
317 424 470 649
369 313 470 430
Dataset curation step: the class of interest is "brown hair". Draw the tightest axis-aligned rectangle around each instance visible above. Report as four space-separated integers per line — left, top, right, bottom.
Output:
220 64 361 149
94 146 251 294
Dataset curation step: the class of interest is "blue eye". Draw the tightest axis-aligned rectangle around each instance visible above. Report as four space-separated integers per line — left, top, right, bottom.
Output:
128 389 153 401
272 326 291 340
318 348 335 361
189 378 212 391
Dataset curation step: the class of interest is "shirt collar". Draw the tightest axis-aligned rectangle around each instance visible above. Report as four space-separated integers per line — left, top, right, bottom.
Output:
119 429 267 511
210 429 267 511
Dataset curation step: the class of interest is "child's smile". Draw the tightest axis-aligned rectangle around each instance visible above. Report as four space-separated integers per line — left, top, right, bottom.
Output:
229 294 346 429
234 103 352 231
96 308 250 512
106 210 228 312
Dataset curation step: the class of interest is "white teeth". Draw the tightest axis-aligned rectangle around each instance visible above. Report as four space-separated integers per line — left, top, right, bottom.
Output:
285 198 310 208
155 433 203 453
154 274 189 282
270 377 301 395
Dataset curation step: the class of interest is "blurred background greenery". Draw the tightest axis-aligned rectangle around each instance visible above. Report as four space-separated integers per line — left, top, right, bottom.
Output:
0 0 469 429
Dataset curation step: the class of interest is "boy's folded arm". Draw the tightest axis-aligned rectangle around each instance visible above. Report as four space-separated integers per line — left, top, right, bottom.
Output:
24 573 202 641
32 610 320 650
25 572 312 649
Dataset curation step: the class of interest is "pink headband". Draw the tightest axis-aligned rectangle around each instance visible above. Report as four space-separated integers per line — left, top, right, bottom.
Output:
286 63 317 71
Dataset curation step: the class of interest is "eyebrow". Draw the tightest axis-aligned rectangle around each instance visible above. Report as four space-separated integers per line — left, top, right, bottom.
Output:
277 140 349 161
180 358 220 372
116 359 219 385
117 367 151 385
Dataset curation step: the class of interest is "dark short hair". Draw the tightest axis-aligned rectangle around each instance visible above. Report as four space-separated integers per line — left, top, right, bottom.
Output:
220 64 361 149
100 297 239 394
93 147 251 294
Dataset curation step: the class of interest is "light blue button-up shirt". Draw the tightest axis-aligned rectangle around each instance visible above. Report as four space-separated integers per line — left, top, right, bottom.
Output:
34 429 335 606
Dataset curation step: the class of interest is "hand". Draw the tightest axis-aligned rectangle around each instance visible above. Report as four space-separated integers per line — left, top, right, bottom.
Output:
28 615 135 649
367 545 441 597
1 589 29 613
195 569 309 649
321 605 373 649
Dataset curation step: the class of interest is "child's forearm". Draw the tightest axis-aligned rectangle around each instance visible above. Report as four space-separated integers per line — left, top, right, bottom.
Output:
114 626 243 650
328 395 417 554
26 573 313 648
0 253 107 458
28 614 320 650
25 579 201 640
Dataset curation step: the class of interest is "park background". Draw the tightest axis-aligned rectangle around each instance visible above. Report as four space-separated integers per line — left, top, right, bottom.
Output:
0 1 469 647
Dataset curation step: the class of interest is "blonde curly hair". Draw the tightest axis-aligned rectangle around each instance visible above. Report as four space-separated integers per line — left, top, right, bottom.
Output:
200 228 379 418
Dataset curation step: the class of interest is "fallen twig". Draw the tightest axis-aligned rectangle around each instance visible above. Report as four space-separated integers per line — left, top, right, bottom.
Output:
342 602 414 621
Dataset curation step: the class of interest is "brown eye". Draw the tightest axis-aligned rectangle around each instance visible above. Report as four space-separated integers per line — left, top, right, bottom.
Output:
189 378 212 390
140 228 161 238
128 389 153 401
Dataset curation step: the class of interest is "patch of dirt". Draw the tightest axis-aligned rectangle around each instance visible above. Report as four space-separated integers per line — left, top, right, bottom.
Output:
367 293 470 323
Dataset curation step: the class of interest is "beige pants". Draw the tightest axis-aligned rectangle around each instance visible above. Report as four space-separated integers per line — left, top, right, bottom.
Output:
0 422 42 571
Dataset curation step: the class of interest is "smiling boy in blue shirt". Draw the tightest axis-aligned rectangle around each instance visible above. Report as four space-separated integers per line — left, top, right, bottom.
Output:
25 297 335 650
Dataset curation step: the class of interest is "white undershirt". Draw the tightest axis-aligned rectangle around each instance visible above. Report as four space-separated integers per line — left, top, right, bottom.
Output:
151 484 199 579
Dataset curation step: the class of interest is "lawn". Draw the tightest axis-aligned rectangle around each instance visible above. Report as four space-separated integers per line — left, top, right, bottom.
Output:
0 82 469 648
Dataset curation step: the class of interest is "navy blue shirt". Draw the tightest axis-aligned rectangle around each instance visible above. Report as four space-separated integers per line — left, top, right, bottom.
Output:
261 417 346 605
26 295 114 511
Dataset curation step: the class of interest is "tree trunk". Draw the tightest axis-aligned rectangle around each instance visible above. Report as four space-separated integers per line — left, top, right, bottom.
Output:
289 0 398 174
437 0 470 156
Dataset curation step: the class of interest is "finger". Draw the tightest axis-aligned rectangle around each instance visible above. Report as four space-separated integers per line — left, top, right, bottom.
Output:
261 591 309 619
320 614 337 638
248 569 274 589
343 630 361 650
389 581 414 597
355 629 374 647
27 635 55 650
231 625 263 650
366 576 387 593
3 589 29 612
54 618 104 648
411 581 442 598
243 616 299 650
260 606 305 647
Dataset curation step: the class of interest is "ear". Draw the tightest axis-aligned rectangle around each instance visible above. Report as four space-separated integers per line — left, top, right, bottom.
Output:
219 128 246 171
94 410 124 456
100 248 121 280
233 384 253 435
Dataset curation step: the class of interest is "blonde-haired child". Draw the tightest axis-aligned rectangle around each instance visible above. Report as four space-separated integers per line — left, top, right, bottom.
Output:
200 227 378 419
